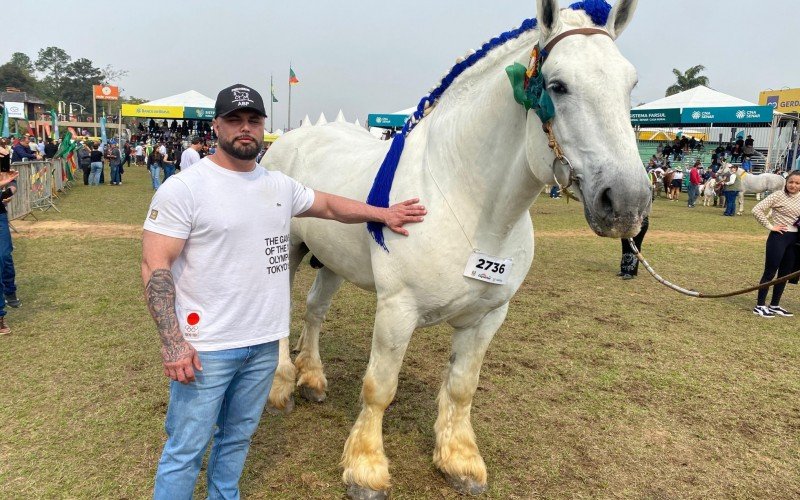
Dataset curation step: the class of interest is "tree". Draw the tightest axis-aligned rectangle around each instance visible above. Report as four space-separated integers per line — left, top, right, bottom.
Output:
100 64 128 84
62 57 104 109
665 65 710 96
9 52 34 74
0 62 38 91
35 46 72 104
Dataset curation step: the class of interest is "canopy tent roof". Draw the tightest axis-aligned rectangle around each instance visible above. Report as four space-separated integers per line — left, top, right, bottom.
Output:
634 86 757 110
144 90 215 108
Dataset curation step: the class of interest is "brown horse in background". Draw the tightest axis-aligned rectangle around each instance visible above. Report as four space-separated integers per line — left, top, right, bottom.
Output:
662 169 676 199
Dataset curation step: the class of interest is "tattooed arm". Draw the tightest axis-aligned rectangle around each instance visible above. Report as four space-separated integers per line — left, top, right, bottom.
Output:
141 230 202 383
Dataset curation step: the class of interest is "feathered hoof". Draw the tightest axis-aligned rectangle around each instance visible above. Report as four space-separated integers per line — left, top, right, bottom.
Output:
299 384 327 403
265 395 295 415
347 484 388 500
443 473 487 496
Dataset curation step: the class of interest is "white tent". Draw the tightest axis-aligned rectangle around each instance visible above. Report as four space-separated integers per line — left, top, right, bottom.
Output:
301 114 312 127
315 112 328 126
354 118 362 128
334 109 347 123
143 90 216 108
633 85 758 111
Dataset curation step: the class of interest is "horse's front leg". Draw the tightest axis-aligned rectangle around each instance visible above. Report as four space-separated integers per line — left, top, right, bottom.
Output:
434 304 508 496
342 299 417 499
737 192 745 215
295 266 344 402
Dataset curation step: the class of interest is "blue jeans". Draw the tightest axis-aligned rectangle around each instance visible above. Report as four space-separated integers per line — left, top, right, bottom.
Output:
89 162 103 185
687 184 699 206
110 164 121 184
163 164 176 182
150 165 163 190
0 213 12 317
153 341 279 500
724 191 739 215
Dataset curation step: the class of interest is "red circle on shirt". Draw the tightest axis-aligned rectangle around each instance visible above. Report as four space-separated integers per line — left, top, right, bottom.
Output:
187 312 200 326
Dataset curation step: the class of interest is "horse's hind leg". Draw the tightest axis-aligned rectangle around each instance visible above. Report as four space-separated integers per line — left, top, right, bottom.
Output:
268 240 309 414
433 304 508 496
295 266 344 403
737 192 744 215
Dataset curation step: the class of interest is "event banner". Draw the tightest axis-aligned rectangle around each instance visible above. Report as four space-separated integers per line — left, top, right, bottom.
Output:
759 88 800 115
630 108 680 125
183 107 215 120
93 85 119 101
368 114 408 128
680 106 773 124
3 102 26 119
121 104 183 119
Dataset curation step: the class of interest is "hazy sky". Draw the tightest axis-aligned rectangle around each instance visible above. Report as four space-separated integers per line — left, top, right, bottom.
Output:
3 1 798 130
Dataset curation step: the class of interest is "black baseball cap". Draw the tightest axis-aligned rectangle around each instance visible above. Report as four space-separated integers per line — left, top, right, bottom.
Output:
214 84 267 118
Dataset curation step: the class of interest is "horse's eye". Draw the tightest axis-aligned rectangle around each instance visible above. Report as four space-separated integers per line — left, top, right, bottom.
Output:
548 81 568 95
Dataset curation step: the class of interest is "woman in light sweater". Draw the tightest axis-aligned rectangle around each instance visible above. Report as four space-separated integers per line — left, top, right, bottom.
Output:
751 171 800 317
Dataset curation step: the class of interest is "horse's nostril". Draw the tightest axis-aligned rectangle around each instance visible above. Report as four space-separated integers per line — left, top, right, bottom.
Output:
599 187 614 215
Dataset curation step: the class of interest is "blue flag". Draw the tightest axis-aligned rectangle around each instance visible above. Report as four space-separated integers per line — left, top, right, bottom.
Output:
100 116 107 145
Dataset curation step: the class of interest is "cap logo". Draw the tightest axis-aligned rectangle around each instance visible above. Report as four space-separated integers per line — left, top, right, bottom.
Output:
231 87 254 107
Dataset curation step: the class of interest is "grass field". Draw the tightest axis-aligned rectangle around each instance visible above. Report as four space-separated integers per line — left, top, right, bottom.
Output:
0 166 797 499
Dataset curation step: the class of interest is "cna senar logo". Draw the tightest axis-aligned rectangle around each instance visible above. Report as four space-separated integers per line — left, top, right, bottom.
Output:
231 87 254 107
735 110 746 120
691 111 701 120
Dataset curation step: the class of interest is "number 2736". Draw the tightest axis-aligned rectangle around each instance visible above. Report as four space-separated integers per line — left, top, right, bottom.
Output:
476 259 505 273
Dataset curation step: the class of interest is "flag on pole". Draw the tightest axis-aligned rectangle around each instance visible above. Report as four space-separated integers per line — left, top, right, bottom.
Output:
1 106 8 137
271 83 279 103
100 116 107 145
289 67 299 85
49 110 59 141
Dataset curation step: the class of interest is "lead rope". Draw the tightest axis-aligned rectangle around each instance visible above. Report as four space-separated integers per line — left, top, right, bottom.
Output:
628 239 800 299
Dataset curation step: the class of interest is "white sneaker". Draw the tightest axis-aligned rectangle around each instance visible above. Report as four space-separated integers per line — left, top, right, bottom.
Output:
768 305 793 317
753 305 775 318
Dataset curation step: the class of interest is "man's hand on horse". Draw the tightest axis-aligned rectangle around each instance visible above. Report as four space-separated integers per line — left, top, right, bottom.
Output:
385 198 426 236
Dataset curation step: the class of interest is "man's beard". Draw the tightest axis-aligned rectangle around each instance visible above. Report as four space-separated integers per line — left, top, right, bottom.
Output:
219 134 262 161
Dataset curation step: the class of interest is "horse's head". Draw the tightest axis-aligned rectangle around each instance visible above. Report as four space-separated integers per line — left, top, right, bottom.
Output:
526 0 650 238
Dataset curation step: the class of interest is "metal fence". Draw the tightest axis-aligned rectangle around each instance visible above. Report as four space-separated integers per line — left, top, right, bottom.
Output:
8 159 71 221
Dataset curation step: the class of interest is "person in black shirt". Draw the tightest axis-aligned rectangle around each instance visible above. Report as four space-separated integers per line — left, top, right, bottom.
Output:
89 144 104 185
44 139 58 159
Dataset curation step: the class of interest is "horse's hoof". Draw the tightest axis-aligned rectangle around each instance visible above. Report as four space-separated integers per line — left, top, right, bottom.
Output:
299 385 327 403
443 473 487 496
347 484 388 500
265 395 295 415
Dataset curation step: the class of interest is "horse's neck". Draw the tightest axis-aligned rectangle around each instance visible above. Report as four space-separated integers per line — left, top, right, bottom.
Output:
418 32 542 244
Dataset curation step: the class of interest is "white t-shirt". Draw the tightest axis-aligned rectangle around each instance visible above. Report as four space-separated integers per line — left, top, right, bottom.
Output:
158 144 167 156
180 147 201 169
135 145 143 156
143 157 315 351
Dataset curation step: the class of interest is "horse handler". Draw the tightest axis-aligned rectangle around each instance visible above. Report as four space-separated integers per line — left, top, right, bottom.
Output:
751 170 800 318
141 84 426 499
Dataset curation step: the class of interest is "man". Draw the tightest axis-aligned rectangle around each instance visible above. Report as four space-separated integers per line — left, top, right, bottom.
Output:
141 84 426 499
179 136 202 170
0 169 22 328
44 139 58 159
106 143 122 185
11 136 41 162
77 142 92 185
723 164 741 216
135 143 144 165
687 160 703 208
744 134 755 157
36 138 45 156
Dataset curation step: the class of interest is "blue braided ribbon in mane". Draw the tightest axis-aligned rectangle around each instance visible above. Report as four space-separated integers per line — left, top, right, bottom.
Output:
365 1 612 251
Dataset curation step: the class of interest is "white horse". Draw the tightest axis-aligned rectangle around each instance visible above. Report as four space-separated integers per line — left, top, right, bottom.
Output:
263 0 649 497
700 178 717 206
718 163 785 215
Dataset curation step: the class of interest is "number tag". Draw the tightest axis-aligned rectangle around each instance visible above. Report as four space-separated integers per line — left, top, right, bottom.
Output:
463 251 513 285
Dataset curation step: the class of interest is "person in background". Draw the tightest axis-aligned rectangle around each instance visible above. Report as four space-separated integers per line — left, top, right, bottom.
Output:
77 142 92 185
89 144 104 186
148 146 163 190
722 164 741 216
744 134 755 157
751 170 800 318
180 137 202 170
687 160 703 208
107 143 122 186
11 136 41 162
36 138 45 156
741 156 752 173
162 147 176 182
135 143 144 165
669 166 683 201
44 138 58 159
0 169 22 333
0 139 10 173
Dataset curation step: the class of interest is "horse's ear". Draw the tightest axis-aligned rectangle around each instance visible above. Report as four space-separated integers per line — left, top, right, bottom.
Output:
536 0 561 43
605 0 638 39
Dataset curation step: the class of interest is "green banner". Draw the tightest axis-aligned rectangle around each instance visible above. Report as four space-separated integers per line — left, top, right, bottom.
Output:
368 114 409 128
184 107 215 120
630 108 681 125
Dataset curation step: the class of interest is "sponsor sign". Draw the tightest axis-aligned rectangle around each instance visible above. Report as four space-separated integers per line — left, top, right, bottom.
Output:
630 108 680 125
367 113 409 128
3 101 26 119
93 85 120 101
680 106 773 124
121 104 183 118
758 88 800 114
183 107 215 119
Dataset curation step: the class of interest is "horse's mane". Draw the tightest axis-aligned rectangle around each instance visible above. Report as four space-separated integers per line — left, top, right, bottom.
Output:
366 0 614 249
